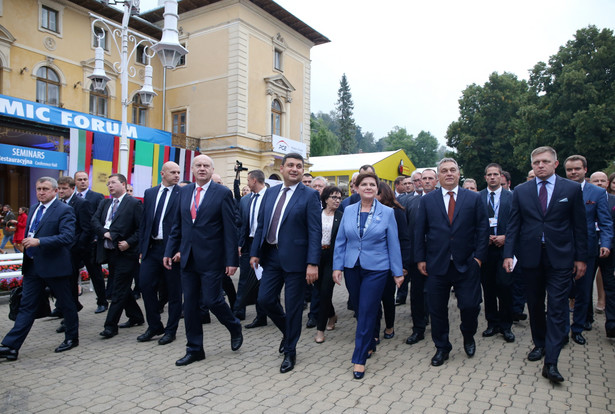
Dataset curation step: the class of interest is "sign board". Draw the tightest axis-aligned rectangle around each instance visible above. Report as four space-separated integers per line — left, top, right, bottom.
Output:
0 143 67 170
272 134 306 158
0 94 171 146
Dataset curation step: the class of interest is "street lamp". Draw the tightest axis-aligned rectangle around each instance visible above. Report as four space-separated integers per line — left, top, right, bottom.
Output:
87 0 187 177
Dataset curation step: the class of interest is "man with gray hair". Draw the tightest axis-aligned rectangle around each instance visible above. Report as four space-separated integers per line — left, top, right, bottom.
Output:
0 177 78 360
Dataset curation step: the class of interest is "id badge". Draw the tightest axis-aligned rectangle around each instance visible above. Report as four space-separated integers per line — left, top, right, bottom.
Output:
27 231 34 238
489 217 498 228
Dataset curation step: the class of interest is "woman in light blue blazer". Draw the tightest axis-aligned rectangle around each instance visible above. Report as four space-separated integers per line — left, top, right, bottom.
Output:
333 172 404 379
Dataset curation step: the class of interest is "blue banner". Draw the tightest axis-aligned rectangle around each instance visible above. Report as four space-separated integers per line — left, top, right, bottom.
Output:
0 143 68 170
0 94 171 146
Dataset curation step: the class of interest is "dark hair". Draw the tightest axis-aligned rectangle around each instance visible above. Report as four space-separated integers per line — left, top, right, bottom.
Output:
608 172 615 195
377 182 403 209
394 176 406 186
484 163 502 174
19 207 28 214
359 164 375 173
303 173 313 178
501 170 512 184
282 153 304 165
180 180 191 185
355 172 379 188
321 186 342 209
108 173 127 185
57 176 75 187
248 170 265 184
564 154 588 169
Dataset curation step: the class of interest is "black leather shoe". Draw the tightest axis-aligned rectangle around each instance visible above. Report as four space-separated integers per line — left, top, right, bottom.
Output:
464 339 476 357
95 304 108 314
231 332 243 351
562 336 569 345
542 363 564 383
431 350 449 366
55 339 79 353
234 311 246 321
571 332 586 345
482 326 500 337
49 308 63 318
279 337 286 354
175 351 205 366
606 328 615 338
512 313 527 321
527 346 545 361
406 332 425 345
99 328 118 339
201 312 211 324
306 317 317 329
394 298 406 306
280 354 296 373
137 327 165 342
353 370 365 379
158 333 176 345
56 323 66 333
119 320 144 329
383 330 395 339
501 329 515 343
245 318 267 329
0 346 18 361
583 322 593 331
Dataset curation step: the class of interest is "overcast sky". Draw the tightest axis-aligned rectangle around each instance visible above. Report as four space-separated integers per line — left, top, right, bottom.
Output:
141 0 615 145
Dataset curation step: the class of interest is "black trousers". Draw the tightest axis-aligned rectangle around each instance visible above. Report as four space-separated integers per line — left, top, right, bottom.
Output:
314 247 336 331
480 245 513 330
103 250 143 330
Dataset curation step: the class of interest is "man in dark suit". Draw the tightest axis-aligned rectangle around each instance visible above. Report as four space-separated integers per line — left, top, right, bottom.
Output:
564 155 612 342
74 171 108 313
0 177 78 360
136 162 182 345
250 153 322 373
164 154 242 366
503 146 588 383
415 158 489 367
479 163 515 342
92 174 144 339
235 169 268 328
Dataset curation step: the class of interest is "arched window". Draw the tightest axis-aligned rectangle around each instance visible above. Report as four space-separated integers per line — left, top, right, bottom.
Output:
132 94 147 126
36 67 60 106
89 84 108 117
271 99 282 136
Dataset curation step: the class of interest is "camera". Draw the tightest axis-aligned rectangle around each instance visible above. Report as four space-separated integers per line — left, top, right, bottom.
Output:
234 160 248 172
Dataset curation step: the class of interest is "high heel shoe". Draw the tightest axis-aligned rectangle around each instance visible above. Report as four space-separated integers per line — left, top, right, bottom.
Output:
326 315 337 331
383 329 395 339
353 364 365 380
367 344 377 359
314 331 325 344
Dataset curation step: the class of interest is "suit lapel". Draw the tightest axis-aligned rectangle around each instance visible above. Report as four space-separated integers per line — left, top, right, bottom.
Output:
111 196 130 224
281 184 302 226
196 182 217 221
545 176 564 216
434 190 449 224
35 199 58 234
362 200 382 238
527 180 544 216
163 186 179 220
451 189 466 225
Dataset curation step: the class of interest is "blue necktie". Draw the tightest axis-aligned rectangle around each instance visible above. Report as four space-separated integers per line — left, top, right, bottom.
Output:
151 188 168 238
26 205 45 258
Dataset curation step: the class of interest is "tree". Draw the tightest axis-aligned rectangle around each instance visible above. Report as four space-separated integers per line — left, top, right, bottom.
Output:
412 131 439 167
336 74 357 154
310 116 340 156
380 126 415 156
355 126 377 153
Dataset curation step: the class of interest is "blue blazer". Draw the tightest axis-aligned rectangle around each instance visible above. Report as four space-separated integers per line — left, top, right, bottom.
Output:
414 188 489 276
139 184 180 259
250 183 322 273
581 182 613 256
165 182 239 271
333 199 403 276
504 175 588 269
479 188 513 237
22 198 76 278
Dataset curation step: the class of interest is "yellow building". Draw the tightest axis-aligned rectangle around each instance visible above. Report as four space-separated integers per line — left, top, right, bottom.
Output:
309 150 416 196
0 0 328 206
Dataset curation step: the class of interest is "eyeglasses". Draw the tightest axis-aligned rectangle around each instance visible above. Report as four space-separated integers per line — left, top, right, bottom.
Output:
329 196 342 200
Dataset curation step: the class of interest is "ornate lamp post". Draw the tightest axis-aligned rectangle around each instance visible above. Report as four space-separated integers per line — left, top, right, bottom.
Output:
88 0 187 177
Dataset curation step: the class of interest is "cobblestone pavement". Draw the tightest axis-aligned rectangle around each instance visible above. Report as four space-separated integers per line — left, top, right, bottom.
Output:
0 279 613 414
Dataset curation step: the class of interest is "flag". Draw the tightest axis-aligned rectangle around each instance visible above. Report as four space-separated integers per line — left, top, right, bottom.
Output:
132 141 154 198
91 133 115 194
68 129 92 177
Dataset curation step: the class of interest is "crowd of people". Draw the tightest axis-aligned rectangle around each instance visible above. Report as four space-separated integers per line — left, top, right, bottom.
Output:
1 146 614 385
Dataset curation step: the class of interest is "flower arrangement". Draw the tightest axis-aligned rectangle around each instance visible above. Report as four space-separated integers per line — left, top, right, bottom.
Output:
79 266 109 282
0 277 23 291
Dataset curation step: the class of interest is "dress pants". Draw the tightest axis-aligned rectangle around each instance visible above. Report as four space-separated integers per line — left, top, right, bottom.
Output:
257 244 305 356
571 256 597 333
511 266 527 315
103 250 143 330
2 273 78 350
426 260 481 353
344 265 388 365
182 253 241 353
597 253 615 332
376 273 396 334
235 239 266 319
315 247 336 332
396 274 410 304
81 242 107 306
409 266 428 334
140 241 182 335
523 247 573 365
481 245 513 331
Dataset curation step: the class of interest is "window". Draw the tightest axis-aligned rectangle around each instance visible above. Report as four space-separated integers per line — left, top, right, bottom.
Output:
274 48 283 71
172 110 187 136
136 45 147 65
132 94 147 126
36 67 60 106
92 27 108 51
89 84 108 117
42 6 58 32
177 43 187 67
271 99 282 136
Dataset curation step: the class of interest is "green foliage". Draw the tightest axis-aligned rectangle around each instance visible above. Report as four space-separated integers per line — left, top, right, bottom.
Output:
413 131 439 167
380 126 414 155
336 74 357 154
310 115 340 156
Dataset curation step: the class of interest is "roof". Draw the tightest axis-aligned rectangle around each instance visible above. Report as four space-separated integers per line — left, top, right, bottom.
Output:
140 0 330 46
309 151 404 172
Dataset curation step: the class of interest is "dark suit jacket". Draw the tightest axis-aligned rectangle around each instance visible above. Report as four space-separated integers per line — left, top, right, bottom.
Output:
22 198 76 278
414 187 489 275
604 194 615 249
84 189 105 214
479 188 513 237
139 185 180 259
581 182 613 256
250 183 322 273
165 182 238 271
503 175 588 269
399 193 421 264
92 195 143 263
68 194 92 252
339 193 360 213
238 193 253 249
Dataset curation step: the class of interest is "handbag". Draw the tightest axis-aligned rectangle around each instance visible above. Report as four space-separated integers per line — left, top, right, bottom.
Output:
8 286 52 321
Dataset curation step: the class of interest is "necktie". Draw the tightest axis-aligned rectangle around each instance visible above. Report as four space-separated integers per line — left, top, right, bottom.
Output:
78 192 83 198
26 205 45 258
489 192 496 235
250 193 260 235
447 191 455 224
191 186 203 220
151 188 168 238
111 199 119 220
266 188 289 244
539 181 548 214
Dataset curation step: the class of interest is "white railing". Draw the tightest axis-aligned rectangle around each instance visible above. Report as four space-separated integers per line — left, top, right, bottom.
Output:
0 252 23 279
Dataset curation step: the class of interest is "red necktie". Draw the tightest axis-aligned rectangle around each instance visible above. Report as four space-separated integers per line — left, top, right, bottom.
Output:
191 187 202 220
447 191 455 224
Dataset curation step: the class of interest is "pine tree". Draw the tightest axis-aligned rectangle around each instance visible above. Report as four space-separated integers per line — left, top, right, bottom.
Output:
336 74 356 154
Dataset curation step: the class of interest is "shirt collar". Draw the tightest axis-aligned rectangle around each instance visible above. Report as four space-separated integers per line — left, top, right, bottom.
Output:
441 186 459 197
41 197 57 209
488 187 502 197
580 180 586 190
536 175 556 186
114 193 127 203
